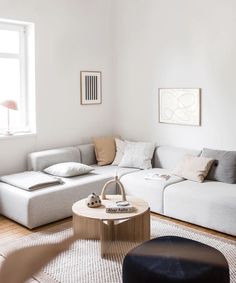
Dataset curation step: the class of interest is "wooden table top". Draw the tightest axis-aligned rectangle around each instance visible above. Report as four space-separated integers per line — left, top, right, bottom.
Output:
72 195 149 221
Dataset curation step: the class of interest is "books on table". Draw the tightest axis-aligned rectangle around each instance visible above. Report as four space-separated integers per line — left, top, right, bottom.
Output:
106 202 136 213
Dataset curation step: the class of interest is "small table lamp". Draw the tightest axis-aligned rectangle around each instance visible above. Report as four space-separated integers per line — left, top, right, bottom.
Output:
0 100 18 135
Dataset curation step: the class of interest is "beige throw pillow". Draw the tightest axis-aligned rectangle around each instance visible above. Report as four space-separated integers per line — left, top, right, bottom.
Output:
93 137 116 166
112 138 125 166
173 154 215 182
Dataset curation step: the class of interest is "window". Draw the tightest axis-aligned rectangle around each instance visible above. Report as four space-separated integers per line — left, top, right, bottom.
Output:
0 20 35 135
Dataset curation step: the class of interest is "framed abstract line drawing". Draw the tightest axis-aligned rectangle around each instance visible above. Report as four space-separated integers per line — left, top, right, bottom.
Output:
158 88 201 126
80 71 102 105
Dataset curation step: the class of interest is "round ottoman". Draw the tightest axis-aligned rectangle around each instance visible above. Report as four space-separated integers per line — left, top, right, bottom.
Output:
123 236 229 283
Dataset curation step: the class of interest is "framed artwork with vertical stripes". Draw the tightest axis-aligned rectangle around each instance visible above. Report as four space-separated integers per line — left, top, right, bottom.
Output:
80 71 102 105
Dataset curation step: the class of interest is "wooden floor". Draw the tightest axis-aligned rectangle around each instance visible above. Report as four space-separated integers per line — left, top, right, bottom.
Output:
0 213 235 246
0 213 235 283
0 215 71 246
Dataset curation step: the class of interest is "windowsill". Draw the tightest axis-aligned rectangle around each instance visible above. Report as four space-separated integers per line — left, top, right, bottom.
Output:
0 132 36 140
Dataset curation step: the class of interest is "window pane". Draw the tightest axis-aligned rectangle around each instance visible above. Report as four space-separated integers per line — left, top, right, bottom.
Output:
0 29 20 54
0 106 25 131
0 58 24 130
0 58 20 101
0 105 24 131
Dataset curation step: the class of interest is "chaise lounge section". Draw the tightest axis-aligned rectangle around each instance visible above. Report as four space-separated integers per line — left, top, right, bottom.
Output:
0 144 138 228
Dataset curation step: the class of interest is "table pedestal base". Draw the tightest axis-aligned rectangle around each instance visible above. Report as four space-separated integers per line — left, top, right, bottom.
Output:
73 209 150 258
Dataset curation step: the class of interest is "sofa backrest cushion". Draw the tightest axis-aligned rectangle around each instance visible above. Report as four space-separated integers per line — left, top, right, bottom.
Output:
76 144 96 165
153 145 201 170
201 148 236 184
28 147 81 171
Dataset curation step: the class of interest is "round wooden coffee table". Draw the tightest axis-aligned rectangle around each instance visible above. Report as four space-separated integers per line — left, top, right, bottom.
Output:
72 195 150 258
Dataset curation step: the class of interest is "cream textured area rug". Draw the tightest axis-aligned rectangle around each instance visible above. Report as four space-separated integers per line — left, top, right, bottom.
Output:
0 218 236 283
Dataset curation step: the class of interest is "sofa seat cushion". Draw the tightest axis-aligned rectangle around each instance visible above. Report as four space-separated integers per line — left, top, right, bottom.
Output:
164 180 236 235
120 168 184 214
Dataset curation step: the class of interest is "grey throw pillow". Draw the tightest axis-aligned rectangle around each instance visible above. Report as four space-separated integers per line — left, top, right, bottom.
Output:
201 148 236 184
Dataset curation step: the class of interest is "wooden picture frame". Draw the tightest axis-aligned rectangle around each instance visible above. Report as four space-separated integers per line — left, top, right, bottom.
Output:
80 71 102 105
158 88 201 126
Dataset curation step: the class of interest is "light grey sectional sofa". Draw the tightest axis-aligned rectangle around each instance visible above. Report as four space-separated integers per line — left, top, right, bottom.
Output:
121 145 236 236
0 143 235 237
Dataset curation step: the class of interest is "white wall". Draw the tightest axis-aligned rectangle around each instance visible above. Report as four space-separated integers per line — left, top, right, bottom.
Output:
1 0 236 175
0 0 114 175
113 0 236 151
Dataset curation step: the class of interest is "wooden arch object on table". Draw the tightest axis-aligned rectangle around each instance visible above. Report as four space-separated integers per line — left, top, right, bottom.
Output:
101 175 127 202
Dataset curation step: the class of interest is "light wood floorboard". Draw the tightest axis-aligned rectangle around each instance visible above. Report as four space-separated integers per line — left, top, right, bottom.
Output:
0 215 71 246
0 213 235 246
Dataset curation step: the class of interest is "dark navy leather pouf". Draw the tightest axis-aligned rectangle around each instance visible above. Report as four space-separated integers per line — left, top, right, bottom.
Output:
122 236 229 283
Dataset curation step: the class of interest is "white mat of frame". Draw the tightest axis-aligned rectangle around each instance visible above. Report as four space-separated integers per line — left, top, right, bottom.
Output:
0 217 236 283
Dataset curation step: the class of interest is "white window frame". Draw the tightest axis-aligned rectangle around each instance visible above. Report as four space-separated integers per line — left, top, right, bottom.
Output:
0 19 36 136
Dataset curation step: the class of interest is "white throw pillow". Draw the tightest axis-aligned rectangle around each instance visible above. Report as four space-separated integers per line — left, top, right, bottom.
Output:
44 162 94 177
172 154 215 182
112 138 125 166
119 141 155 170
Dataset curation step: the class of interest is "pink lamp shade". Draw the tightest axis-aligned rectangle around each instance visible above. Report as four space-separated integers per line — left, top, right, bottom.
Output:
0 100 18 111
